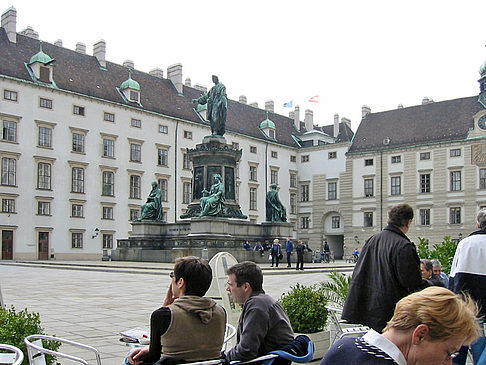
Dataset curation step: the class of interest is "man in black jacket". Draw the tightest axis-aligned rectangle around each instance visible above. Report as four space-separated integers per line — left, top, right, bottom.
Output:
342 204 427 332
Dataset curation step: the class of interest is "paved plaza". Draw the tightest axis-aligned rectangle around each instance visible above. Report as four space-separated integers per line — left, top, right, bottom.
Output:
0 261 350 364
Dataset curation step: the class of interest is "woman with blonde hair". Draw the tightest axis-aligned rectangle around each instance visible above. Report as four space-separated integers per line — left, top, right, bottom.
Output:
321 287 481 365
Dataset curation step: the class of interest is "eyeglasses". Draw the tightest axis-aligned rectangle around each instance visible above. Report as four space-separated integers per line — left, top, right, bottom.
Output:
445 351 460 361
169 272 174 278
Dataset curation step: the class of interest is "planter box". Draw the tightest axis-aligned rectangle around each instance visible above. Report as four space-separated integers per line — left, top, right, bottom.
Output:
296 330 330 361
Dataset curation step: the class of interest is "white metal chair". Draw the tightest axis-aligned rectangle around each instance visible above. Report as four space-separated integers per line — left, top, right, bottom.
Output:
0 344 24 365
222 323 237 351
24 335 101 365
325 305 369 347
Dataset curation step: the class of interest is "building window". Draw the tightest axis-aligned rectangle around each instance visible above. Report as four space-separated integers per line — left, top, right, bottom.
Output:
391 176 401 195
130 175 141 199
38 126 52 147
301 184 309 202
1 198 15 213
183 153 191 169
328 151 337 159
39 97 52 109
103 139 115 158
450 207 461 225
450 171 461 191
130 90 139 102
290 173 297 188
249 187 257 210
184 131 193 139
364 212 373 227
130 143 141 162
364 158 374 166
102 171 115 196
71 167 84 193
250 146 257 153
39 66 50 83
158 148 168 166
104 112 115 122
72 133 85 153
131 118 141 128
301 155 309 163
290 193 296 214
480 169 486 189
71 204 84 218
249 166 257 181
158 178 168 202
1 157 16 186
391 155 401 163
72 232 83 248
328 182 337 200
301 216 310 229
102 206 113 220
271 151 278 158
103 234 113 249
331 216 340 229
37 162 51 190
159 125 168 134
420 152 431 160
183 182 191 204
232 142 239 150
3 90 17 101
37 201 50 215
420 173 431 193
130 208 140 221
73 105 85 116
290 155 296 163
270 169 278 185
364 178 374 197
1 120 17 142
420 208 430 226
450 148 461 157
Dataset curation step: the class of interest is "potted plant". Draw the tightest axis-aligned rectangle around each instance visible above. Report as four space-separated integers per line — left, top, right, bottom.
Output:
319 270 352 307
280 283 329 359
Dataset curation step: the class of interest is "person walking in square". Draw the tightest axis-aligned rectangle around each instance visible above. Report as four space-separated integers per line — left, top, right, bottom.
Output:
285 237 294 268
295 240 305 271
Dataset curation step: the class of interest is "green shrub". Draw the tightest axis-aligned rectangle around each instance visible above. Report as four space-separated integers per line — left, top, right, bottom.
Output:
417 236 458 275
280 283 328 333
0 306 60 365
319 270 351 307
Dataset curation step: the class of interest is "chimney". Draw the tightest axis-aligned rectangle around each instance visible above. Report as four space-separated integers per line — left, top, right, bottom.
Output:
334 114 339 138
93 40 106 68
54 39 63 47
265 100 274 113
167 63 183 94
294 106 300 130
362 105 371 118
149 68 164 78
289 111 295 120
19 26 38 39
249 102 258 108
1 7 16 43
341 117 351 130
239 95 247 104
185 77 191 86
304 109 313 131
397 104 403 109
123 59 134 69
194 84 207 93
422 96 431 105
75 42 86 54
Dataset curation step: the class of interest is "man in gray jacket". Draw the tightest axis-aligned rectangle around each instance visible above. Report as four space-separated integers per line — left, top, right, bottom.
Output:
225 261 294 362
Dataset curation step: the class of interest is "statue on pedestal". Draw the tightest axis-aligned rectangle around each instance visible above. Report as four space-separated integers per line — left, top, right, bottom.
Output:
266 184 287 222
138 181 164 221
199 174 225 217
192 75 227 137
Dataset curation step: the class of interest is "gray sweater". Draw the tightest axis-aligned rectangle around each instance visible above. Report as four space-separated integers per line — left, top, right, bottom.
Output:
225 290 294 361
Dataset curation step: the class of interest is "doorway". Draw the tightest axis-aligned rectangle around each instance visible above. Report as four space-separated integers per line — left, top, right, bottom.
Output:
38 232 49 260
1 230 13 260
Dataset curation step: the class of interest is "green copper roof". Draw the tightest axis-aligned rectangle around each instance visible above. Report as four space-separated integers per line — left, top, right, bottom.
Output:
480 61 486 77
29 50 54 65
259 117 275 129
120 77 141 91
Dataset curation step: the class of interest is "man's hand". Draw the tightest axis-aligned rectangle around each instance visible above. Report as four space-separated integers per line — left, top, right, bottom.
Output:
128 346 149 365
163 284 176 306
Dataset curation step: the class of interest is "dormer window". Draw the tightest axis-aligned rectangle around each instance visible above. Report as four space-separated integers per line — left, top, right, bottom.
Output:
259 113 276 139
39 66 50 83
129 90 139 102
26 42 56 86
118 70 141 104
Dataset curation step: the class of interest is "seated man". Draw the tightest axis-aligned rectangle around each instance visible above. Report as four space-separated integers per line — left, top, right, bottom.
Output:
225 261 294 362
127 256 226 365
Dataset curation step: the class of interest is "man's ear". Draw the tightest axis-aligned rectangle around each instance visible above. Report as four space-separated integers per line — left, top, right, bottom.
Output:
412 324 429 345
177 277 185 289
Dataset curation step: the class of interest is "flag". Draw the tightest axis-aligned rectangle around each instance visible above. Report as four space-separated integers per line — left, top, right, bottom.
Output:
283 100 293 108
308 95 319 103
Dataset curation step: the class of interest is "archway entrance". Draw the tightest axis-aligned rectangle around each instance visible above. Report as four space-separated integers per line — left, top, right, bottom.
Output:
322 211 344 259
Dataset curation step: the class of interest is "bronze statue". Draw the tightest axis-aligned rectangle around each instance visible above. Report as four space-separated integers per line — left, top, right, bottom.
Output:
192 75 227 136
199 174 225 217
266 184 287 222
138 181 164 221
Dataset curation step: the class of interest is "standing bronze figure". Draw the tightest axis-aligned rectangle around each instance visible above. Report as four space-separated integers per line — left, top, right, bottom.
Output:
192 75 227 137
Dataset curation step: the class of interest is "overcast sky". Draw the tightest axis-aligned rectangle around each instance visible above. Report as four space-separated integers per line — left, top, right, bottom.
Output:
6 1 486 131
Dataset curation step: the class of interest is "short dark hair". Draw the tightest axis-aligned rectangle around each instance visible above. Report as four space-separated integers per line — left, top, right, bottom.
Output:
388 204 414 227
174 256 212 297
226 261 263 292
421 259 433 273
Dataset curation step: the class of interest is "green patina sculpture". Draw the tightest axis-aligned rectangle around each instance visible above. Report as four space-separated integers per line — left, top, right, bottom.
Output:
138 181 164 221
199 174 225 217
266 184 287 222
192 75 227 136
